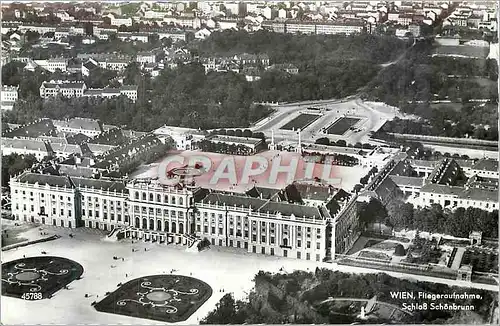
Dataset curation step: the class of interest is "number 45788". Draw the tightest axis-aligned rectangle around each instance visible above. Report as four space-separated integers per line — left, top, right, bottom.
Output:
21 292 43 300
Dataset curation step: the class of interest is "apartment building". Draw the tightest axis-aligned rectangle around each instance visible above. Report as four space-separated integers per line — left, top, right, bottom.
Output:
419 184 498 212
382 158 500 212
39 80 137 102
1 85 18 110
116 32 149 43
1 138 52 160
263 19 366 35
163 15 202 29
52 117 103 137
136 51 158 65
33 58 68 72
39 80 87 98
100 58 129 71
83 86 138 102
106 14 133 27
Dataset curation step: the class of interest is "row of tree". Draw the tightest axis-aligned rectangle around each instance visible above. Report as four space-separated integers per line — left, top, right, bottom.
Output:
210 128 266 140
196 139 258 156
315 137 376 149
359 198 499 238
378 117 498 141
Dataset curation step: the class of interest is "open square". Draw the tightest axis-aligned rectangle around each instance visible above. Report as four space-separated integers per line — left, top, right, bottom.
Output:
94 274 213 323
1 256 84 299
326 117 361 135
280 113 321 130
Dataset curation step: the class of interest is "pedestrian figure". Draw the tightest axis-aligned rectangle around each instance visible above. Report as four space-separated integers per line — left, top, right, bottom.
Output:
23 255 25 258
126 274 128 277
122 258 124 262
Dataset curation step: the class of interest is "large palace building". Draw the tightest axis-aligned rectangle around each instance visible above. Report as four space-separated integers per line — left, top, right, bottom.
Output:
10 172 359 262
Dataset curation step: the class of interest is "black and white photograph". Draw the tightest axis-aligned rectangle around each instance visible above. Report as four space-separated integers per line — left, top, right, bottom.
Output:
0 0 498 324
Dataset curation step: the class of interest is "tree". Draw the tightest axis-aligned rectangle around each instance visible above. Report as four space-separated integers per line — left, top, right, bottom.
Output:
353 184 363 193
2 154 38 187
315 137 330 145
242 129 252 137
335 140 347 147
201 293 245 324
358 198 386 228
394 244 406 256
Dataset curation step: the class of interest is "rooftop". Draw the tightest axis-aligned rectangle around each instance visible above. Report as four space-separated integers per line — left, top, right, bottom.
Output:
471 159 498 172
17 172 73 188
53 118 102 133
3 119 56 138
41 81 86 89
2 137 51 152
14 171 127 193
89 128 128 146
71 177 127 193
389 175 425 187
197 191 325 220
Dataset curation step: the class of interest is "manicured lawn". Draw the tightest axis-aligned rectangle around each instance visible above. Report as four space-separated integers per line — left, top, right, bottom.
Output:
280 113 320 131
326 117 360 135
94 274 212 322
1 256 84 299
358 251 391 261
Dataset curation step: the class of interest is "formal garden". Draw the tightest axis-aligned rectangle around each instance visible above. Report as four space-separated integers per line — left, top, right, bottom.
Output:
1 256 84 299
94 274 212 322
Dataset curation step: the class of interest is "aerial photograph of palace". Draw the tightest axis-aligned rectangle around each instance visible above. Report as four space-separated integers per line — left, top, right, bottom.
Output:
1 0 498 325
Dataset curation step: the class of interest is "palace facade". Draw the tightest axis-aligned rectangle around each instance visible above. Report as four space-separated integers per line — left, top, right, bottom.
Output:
10 171 359 262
